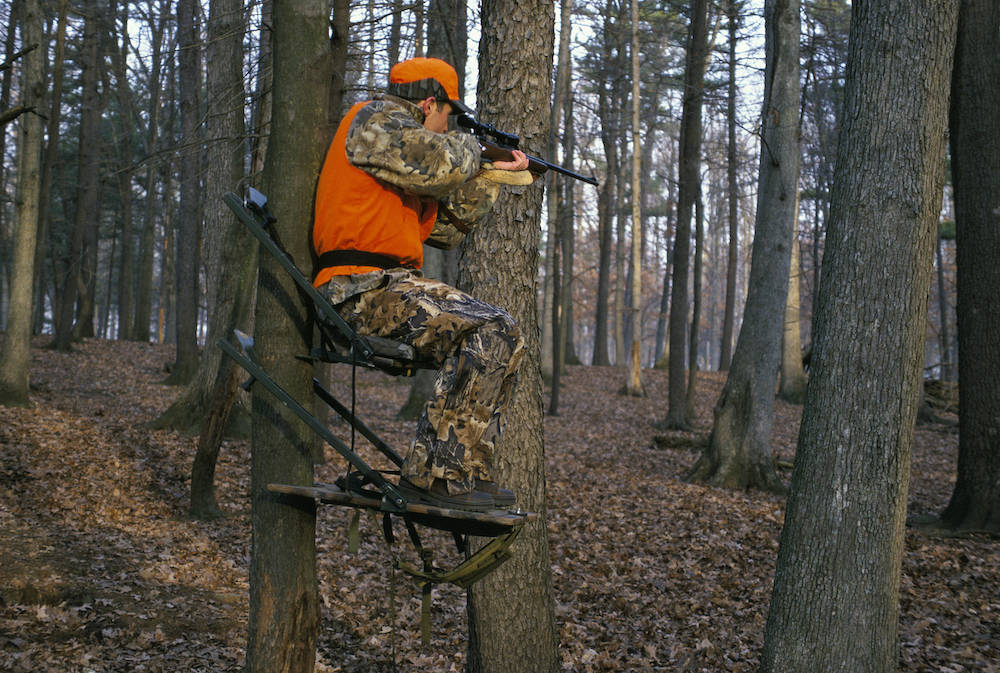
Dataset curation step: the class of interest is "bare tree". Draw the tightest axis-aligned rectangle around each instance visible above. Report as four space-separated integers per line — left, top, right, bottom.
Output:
245 1 331 670
464 1 559 670
662 0 708 429
687 0 799 491
168 0 203 384
624 0 644 396
0 0 42 406
937 0 1000 534
759 0 959 669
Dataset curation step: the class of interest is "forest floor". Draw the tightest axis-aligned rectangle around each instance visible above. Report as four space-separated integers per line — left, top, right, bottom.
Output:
0 337 996 673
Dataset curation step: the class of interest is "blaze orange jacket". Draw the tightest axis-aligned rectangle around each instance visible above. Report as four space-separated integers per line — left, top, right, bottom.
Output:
312 101 438 287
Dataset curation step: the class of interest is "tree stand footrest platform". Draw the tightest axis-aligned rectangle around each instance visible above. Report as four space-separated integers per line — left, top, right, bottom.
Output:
266 482 537 538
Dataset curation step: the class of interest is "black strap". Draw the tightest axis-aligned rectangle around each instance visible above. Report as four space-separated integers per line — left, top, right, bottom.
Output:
317 249 408 270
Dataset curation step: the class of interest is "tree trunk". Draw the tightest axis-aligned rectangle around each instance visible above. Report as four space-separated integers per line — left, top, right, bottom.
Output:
779 215 807 404
719 0 739 371
685 189 704 417
939 0 1000 534
624 0 644 396
0 0 42 407
591 0 618 368
184 0 252 515
110 2 136 340
32 0 67 338
73 0 106 342
168 0 203 384
245 1 330 670
52 0 102 350
759 1 958 670
561 105 580 368
154 0 249 433
934 232 953 381
464 2 558 670
687 0 798 492
541 0 573 384
663 0 707 428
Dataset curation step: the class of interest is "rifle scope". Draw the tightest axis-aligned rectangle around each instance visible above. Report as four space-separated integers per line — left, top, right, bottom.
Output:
456 115 520 149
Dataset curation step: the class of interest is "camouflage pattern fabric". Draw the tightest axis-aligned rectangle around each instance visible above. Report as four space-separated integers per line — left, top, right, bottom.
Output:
325 273 524 494
346 95 481 199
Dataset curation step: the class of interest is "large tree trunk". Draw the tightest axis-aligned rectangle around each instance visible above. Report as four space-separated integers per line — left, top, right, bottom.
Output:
687 0 798 492
759 1 958 670
663 0 707 428
464 1 558 670
939 0 1000 534
168 0 203 384
245 1 330 671
0 0 42 407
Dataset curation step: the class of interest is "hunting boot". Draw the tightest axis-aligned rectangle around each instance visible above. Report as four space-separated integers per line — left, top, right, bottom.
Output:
474 479 516 508
397 478 495 512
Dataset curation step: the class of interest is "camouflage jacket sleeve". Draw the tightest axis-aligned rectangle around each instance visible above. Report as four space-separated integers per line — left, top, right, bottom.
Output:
345 97 481 199
424 174 502 249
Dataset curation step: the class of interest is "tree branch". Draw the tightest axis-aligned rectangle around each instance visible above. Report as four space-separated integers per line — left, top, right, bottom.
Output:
0 105 34 127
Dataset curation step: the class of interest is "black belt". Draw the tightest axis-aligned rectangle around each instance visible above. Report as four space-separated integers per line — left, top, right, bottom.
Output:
317 249 410 270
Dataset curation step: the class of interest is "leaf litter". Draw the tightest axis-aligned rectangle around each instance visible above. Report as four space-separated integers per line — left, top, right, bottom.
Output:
0 338 995 672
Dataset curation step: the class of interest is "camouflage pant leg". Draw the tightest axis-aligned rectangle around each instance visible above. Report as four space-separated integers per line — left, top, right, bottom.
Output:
333 273 524 494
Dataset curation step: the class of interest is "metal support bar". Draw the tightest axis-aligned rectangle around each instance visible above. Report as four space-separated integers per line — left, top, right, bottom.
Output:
312 379 405 468
223 190 374 362
219 333 407 512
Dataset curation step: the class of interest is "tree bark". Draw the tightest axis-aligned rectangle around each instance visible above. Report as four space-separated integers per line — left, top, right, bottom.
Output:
687 0 799 491
0 0 42 407
168 0 203 384
464 1 558 670
245 1 330 670
719 0 739 371
52 0 103 350
759 1 958 670
153 0 249 435
779 217 807 403
183 0 252 516
663 0 708 428
939 0 1000 534
624 0 644 396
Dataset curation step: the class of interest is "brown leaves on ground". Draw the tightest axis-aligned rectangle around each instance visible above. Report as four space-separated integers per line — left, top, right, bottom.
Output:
0 338 996 672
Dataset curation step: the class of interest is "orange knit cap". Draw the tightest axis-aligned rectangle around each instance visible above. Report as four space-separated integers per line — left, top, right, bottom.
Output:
387 57 472 115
